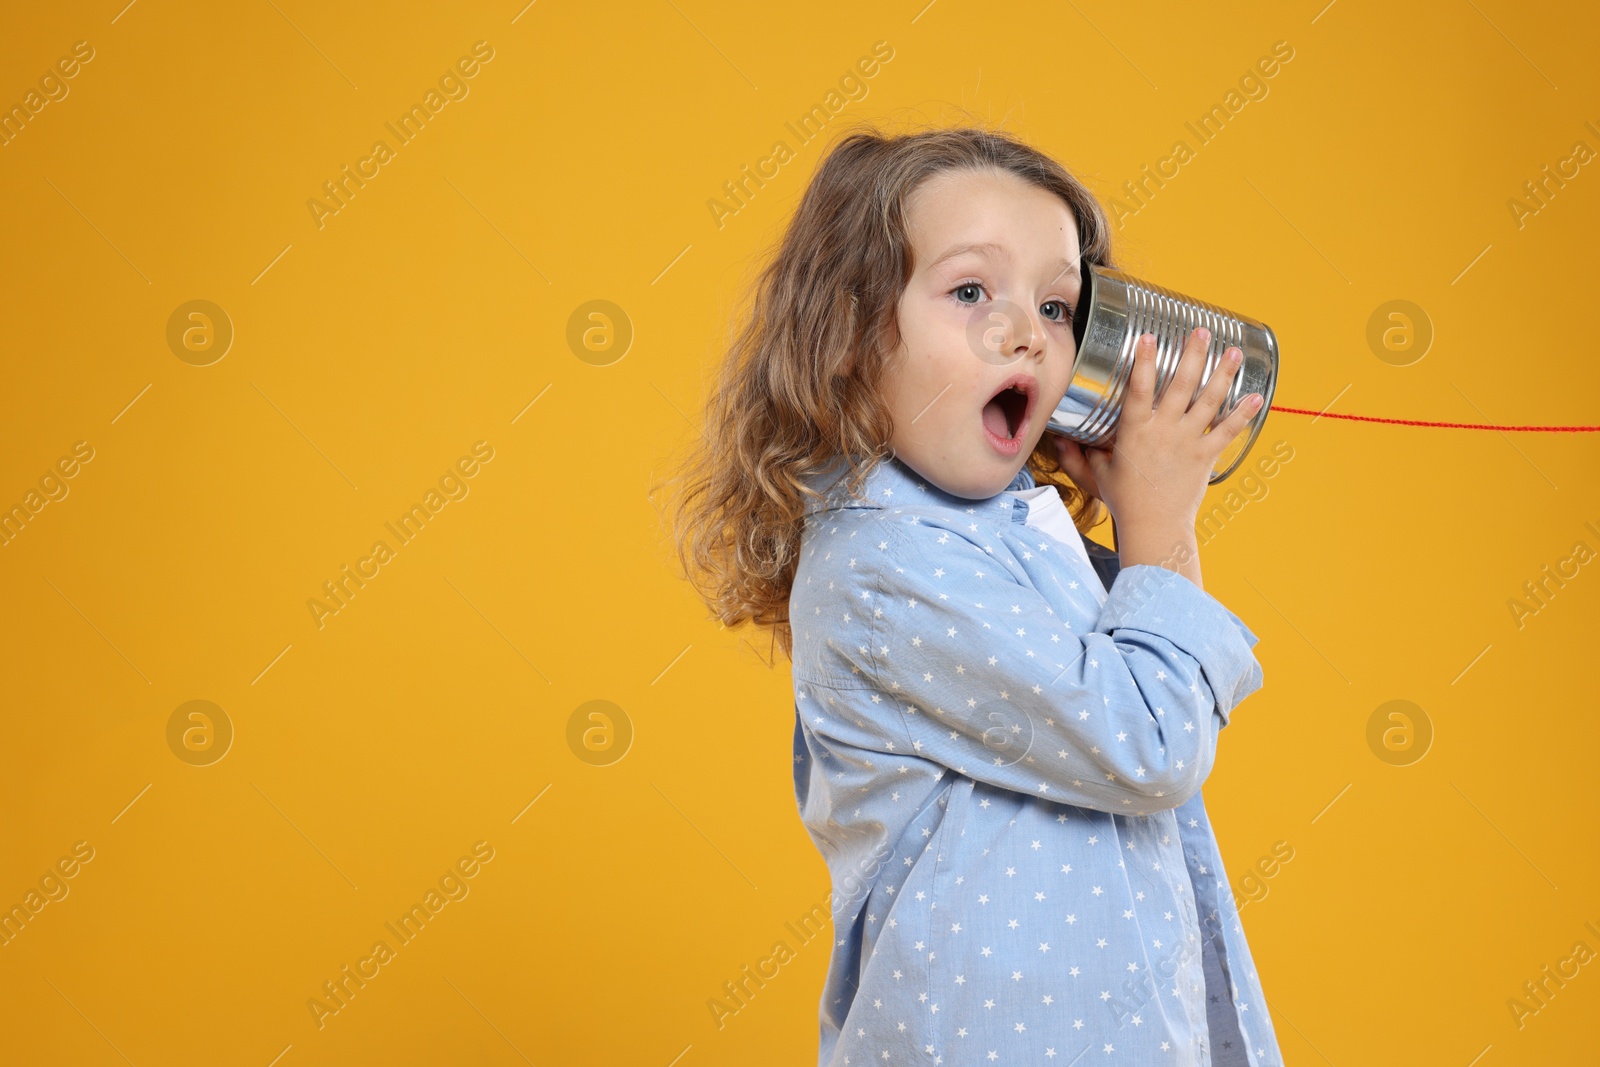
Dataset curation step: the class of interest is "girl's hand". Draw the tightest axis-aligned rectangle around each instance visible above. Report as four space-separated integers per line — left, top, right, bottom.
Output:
1050 433 1110 503
1066 328 1261 536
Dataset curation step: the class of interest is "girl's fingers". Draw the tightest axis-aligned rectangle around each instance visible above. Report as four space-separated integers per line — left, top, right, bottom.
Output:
1185 344 1245 430
1155 327 1209 420
1054 436 1105 499
1124 334 1158 417
1213 391 1265 454
1053 435 1079 472
1085 445 1111 478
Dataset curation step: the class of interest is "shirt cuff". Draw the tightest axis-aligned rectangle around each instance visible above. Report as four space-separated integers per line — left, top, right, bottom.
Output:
1221 605 1260 649
1096 564 1265 716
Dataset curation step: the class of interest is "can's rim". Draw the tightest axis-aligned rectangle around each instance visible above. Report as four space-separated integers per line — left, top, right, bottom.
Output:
1208 322 1280 484
1070 257 1100 352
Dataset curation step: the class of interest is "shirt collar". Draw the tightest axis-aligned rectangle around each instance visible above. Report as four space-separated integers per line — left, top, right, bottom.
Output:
802 452 1036 523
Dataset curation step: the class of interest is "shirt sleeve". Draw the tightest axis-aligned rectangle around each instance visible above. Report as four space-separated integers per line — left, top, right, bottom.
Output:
853 512 1265 813
1218 604 1261 651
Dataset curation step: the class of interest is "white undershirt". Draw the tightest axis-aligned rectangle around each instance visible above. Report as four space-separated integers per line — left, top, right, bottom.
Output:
1006 485 1094 571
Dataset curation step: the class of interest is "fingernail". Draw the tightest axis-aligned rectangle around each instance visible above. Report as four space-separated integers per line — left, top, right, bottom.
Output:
1249 394 1263 407
1196 328 1210 342
1229 348 1242 363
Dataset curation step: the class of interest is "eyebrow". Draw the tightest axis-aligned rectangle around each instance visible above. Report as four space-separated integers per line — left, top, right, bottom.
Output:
929 241 1080 279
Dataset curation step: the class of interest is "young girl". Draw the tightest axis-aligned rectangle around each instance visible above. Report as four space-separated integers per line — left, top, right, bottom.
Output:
666 125 1280 1066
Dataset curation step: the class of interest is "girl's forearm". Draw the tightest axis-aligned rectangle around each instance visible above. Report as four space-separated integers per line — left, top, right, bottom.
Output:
1114 520 1204 591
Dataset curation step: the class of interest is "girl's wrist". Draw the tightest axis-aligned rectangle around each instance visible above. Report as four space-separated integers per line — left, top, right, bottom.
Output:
1114 523 1200 573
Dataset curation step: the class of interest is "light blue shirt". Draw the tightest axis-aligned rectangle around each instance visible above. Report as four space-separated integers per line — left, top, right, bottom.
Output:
789 453 1282 1066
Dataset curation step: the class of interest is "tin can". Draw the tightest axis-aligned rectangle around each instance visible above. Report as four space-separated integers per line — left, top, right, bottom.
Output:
1046 261 1280 484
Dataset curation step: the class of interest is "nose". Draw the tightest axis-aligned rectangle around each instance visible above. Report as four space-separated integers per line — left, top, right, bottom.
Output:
1004 302 1048 363
971 298 1053 367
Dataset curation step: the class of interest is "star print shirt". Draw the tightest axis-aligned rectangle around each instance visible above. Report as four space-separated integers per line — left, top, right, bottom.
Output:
788 453 1283 1066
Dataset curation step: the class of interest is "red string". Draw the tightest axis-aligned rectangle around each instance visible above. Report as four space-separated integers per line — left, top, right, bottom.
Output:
1269 405 1600 433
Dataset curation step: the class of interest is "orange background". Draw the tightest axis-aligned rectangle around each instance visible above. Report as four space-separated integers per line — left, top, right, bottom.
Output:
1 1 1597 1064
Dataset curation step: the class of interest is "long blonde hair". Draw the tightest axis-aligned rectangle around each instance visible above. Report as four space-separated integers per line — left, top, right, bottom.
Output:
656 123 1115 663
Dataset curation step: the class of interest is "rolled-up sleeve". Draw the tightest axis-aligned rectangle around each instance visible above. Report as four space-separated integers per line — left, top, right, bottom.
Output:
1097 564 1265 724
1220 603 1261 651
818 513 1264 814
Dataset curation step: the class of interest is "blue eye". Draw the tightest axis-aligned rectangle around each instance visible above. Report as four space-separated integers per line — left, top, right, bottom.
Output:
950 283 1075 323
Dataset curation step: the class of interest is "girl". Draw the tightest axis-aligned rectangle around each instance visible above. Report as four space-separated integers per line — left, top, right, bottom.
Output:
665 125 1280 1066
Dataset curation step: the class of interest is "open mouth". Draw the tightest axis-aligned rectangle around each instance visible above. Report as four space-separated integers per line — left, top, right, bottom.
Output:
981 375 1036 442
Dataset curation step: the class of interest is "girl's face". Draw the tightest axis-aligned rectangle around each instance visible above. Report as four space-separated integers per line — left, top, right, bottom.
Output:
882 167 1082 500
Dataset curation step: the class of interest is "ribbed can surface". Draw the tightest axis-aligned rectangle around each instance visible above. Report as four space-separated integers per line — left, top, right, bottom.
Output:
1047 263 1279 484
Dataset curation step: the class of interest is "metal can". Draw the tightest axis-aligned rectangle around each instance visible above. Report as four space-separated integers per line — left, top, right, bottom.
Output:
1046 261 1280 484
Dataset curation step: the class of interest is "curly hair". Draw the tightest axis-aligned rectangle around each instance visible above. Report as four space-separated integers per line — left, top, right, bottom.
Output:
655 122 1117 664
